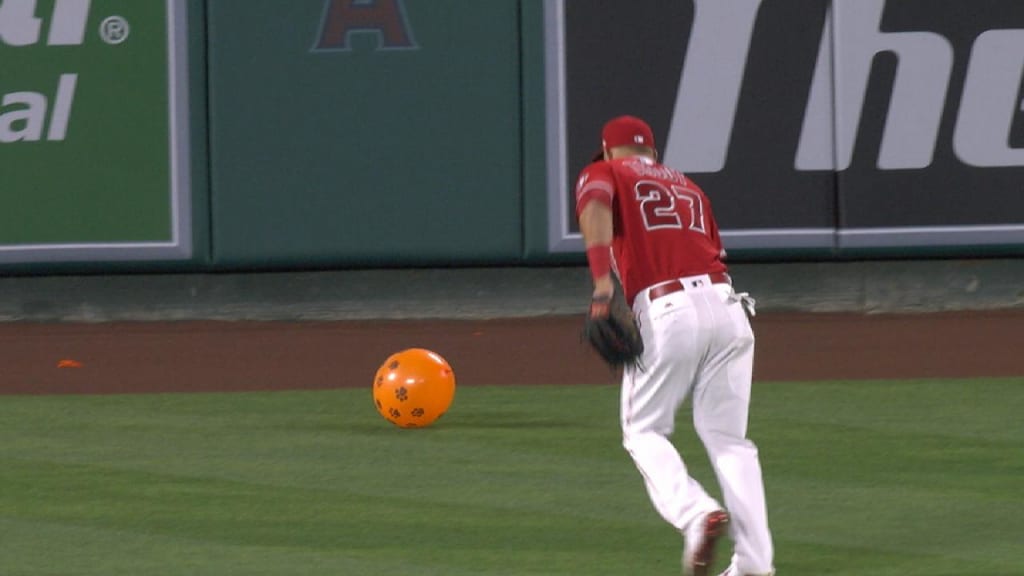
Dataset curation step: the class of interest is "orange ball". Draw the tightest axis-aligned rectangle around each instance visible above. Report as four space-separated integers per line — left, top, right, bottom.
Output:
373 348 456 428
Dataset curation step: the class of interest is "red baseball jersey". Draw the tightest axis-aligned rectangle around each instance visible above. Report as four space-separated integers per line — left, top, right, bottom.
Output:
575 156 728 304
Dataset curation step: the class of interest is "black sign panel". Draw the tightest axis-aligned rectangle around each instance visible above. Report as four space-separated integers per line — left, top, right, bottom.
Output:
554 0 1024 253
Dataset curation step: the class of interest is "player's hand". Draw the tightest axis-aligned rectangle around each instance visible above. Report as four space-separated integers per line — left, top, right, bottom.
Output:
592 274 614 301
583 275 644 369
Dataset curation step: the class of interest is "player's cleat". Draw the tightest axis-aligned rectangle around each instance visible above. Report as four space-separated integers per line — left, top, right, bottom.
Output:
683 509 730 576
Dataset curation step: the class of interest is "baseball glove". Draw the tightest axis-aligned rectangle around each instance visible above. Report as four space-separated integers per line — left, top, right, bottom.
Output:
583 280 644 370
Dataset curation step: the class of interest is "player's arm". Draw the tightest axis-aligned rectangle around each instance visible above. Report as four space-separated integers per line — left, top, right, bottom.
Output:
579 201 614 298
705 195 728 261
576 168 615 299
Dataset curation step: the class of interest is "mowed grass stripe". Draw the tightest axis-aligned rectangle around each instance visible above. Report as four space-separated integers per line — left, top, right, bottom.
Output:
1 379 1022 575
1 386 665 576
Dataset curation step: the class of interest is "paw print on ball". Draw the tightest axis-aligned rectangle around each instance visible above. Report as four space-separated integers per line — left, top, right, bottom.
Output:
388 407 401 419
394 387 408 402
411 408 425 418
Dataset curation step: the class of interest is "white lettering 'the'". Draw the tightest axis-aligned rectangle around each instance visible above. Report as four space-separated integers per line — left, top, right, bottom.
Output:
664 0 763 173
953 30 1024 168
797 0 952 170
664 0 1024 172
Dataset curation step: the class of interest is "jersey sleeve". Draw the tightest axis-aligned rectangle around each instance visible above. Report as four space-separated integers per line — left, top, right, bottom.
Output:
574 162 616 217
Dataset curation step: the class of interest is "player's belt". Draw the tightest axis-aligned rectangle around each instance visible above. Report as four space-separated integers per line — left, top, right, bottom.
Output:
647 272 732 302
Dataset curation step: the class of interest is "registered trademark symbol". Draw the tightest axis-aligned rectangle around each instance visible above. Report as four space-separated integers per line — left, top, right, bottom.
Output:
99 15 130 45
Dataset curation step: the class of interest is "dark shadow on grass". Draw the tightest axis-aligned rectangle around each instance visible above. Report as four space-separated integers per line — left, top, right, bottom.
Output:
439 410 583 430
332 410 585 433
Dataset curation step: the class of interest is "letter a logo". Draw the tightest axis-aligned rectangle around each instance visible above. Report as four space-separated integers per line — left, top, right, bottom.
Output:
315 0 417 51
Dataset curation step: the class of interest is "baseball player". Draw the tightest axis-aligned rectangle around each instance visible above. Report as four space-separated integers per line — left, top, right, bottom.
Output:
575 115 775 576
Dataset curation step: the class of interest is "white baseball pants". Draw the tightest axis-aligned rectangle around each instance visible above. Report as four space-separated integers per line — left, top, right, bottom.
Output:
621 277 774 575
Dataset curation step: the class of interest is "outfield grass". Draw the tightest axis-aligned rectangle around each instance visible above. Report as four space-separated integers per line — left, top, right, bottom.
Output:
1 379 1022 575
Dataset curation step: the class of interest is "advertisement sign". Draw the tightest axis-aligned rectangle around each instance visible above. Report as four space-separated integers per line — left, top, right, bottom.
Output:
545 0 1024 254
0 0 191 263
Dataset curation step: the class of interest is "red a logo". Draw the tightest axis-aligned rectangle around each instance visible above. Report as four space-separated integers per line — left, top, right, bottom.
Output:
315 0 417 51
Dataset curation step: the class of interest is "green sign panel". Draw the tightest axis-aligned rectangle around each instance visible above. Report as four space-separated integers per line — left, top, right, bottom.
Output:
0 0 190 263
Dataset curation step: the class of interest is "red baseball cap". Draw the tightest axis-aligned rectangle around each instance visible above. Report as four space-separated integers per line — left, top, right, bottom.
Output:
602 115 655 150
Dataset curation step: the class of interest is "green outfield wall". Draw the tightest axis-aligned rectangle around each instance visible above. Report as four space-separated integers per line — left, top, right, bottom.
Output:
1 0 1022 275
206 0 526 267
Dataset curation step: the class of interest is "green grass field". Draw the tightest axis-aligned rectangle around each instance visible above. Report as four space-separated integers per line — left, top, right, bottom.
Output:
2 379 1022 575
